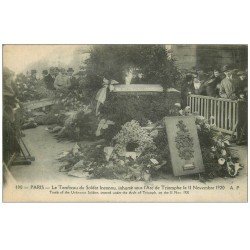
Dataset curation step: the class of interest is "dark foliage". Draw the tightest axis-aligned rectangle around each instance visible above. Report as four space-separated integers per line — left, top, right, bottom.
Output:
84 45 181 95
99 92 180 142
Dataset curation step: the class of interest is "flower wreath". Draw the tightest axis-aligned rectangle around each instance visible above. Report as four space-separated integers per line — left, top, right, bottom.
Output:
113 120 156 156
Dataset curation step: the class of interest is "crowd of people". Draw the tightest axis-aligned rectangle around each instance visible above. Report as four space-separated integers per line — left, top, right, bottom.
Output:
6 67 86 102
41 67 85 91
2 66 87 165
181 65 248 108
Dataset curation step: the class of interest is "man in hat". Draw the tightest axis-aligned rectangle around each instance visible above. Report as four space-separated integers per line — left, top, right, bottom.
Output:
54 68 71 90
67 67 78 90
219 65 238 99
181 73 195 108
42 69 55 90
201 69 222 97
54 67 60 79
30 69 37 80
27 69 37 84
236 71 248 99
49 67 55 79
25 69 38 90
76 69 86 87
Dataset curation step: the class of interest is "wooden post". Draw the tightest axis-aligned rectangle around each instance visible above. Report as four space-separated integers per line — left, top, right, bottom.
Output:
221 100 224 129
225 101 228 130
201 98 204 116
210 99 214 123
228 102 232 130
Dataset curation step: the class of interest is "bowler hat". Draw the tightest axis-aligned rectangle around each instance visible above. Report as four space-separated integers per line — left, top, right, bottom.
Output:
42 70 48 75
222 65 231 73
237 71 246 76
60 68 66 73
76 69 85 75
67 67 74 72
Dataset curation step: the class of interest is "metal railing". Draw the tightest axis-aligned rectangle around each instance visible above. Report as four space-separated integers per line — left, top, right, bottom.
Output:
187 94 247 135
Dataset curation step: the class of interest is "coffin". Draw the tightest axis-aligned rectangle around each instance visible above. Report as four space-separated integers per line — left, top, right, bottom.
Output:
111 84 180 93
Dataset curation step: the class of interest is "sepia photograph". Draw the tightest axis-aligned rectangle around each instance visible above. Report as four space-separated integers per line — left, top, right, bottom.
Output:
2 44 248 202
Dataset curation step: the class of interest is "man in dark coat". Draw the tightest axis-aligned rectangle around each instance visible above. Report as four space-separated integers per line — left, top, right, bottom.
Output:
67 67 79 90
3 68 21 163
42 69 55 90
236 71 247 99
181 73 194 108
201 69 222 97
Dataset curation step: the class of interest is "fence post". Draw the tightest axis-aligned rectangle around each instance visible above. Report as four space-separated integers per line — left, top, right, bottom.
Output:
188 94 244 136
237 100 247 140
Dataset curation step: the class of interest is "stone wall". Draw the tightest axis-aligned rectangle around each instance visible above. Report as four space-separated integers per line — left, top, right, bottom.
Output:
167 44 247 71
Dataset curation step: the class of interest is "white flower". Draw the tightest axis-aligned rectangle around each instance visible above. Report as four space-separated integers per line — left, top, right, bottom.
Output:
211 146 216 152
218 158 226 165
217 140 224 147
119 160 125 166
150 130 158 138
150 158 159 165
179 109 184 115
221 149 227 156
234 163 243 173
210 123 216 129
184 106 191 113
174 103 181 108
197 115 205 121
196 124 201 130
205 123 210 129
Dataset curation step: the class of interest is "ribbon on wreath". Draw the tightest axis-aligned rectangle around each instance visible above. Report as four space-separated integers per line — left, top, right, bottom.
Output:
95 78 119 115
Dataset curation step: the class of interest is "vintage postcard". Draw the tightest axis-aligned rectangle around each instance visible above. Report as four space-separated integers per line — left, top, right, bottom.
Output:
2 44 248 202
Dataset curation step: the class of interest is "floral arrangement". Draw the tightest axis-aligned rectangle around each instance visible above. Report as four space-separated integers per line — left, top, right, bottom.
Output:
50 105 99 141
57 105 243 181
192 114 243 178
112 120 156 156
54 88 89 111
15 73 49 102
57 120 168 181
